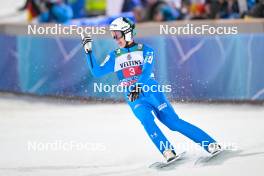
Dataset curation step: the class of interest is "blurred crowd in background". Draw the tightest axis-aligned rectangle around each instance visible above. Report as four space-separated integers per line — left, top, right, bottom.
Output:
18 0 264 23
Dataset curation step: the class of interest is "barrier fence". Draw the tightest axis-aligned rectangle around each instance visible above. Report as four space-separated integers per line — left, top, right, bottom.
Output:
0 20 264 101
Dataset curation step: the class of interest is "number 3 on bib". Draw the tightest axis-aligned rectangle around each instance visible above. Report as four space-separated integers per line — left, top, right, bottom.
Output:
123 66 142 78
129 67 135 75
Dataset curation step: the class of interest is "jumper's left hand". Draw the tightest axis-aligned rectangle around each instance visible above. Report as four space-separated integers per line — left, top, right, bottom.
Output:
128 85 142 102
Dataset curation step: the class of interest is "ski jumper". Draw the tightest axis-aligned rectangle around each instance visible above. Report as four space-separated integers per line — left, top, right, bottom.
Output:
85 43 216 154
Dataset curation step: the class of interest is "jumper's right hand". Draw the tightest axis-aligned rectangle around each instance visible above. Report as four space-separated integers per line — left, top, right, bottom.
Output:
81 33 92 53
127 84 142 102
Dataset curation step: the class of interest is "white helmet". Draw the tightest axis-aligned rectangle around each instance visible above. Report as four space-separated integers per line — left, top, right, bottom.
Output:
109 17 135 42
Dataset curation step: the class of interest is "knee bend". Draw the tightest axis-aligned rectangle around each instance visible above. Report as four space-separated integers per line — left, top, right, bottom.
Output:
159 111 183 131
168 118 188 132
134 109 155 126
159 108 180 121
137 113 154 126
132 105 155 125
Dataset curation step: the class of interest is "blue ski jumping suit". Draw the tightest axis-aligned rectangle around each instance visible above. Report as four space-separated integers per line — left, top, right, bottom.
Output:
85 43 216 154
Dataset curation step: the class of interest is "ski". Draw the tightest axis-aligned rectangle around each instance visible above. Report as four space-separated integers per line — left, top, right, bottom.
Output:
149 151 187 169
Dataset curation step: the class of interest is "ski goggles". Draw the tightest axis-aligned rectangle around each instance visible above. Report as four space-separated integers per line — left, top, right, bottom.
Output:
110 31 123 40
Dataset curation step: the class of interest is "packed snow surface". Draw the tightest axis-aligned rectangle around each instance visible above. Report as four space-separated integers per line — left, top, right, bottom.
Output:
0 95 264 176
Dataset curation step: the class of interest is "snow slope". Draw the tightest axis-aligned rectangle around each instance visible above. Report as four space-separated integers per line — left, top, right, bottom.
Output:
0 95 263 176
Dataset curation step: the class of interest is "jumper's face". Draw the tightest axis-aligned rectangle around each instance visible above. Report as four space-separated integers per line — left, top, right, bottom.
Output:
111 31 126 48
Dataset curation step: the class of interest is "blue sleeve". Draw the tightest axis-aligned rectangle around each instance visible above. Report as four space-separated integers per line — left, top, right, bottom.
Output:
86 51 114 77
137 46 154 86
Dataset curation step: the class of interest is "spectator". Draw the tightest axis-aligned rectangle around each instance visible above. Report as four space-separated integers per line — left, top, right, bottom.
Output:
18 0 41 21
122 0 145 21
190 1 206 19
247 0 264 17
19 0 73 23
204 0 221 19
143 0 181 21
247 0 257 10
122 0 143 12
218 0 239 18
68 0 86 18
203 0 239 19
38 0 73 23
